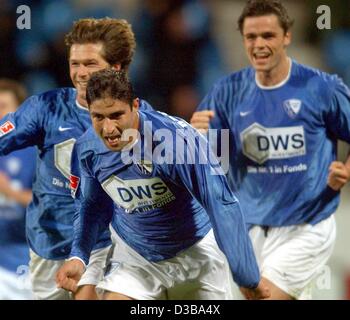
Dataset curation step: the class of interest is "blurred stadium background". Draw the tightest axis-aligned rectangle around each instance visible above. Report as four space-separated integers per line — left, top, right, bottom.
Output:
0 0 349 299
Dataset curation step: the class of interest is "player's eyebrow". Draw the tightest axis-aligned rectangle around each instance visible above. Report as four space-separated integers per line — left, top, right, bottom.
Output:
90 111 103 117
244 31 277 37
261 31 276 37
90 110 125 118
109 111 124 117
244 32 258 38
69 58 99 64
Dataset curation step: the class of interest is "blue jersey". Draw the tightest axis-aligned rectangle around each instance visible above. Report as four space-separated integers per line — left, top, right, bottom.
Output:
0 87 152 259
0 147 36 272
198 60 350 227
70 109 260 288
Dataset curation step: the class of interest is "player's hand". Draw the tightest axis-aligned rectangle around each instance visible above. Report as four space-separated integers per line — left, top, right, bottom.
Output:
56 259 85 293
327 161 350 191
190 110 215 134
240 278 271 300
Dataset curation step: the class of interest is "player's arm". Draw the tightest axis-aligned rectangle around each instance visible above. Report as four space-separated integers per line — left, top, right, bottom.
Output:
190 83 228 133
56 149 113 293
326 78 350 190
0 96 43 156
70 144 112 256
56 176 113 292
190 110 215 133
160 129 268 298
190 87 217 132
190 86 230 167
328 155 350 191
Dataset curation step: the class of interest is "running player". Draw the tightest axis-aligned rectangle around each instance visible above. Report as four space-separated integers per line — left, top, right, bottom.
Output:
0 18 152 300
190 0 350 299
56 69 270 300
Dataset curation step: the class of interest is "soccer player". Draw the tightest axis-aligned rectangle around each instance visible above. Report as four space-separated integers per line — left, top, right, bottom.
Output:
190 0 350 299
0 79 35 299
55 69 270 300
0 18 152 300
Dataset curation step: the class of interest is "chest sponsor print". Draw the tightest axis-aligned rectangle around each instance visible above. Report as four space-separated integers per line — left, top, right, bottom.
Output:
240 123 306 164
102 176 176 213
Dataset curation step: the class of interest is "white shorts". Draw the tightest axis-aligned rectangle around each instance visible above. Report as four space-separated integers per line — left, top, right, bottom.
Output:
29 246 111 300
78 246 112 287
96 229 234 300
0 266 33 300
249 215 336 299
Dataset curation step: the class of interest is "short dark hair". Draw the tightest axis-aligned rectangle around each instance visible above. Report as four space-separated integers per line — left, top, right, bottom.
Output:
65 18 136 70
86 69 134 107
238 0 294 34
0 78 27 105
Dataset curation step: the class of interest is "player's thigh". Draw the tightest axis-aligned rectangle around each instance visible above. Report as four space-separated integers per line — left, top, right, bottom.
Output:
102 291 134 300
97 258 168 300
75 245 112 300
29 250 72 300
261 277 293 300
74 285 98 300
96 231 168 300
260 215 336 299
168 230 235 300
78 246 112 287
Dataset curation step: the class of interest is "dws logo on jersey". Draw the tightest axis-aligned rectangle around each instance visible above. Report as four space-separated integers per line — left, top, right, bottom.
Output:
283 99 302 118
102 176 175 213
241 123 306 164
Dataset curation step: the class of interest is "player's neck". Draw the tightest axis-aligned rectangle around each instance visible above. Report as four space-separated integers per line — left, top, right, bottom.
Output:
256 57 291 88
76 96 89 110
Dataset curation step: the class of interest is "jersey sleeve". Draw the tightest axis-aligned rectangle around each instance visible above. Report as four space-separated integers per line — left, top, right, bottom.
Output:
69 144 113 265
0 96 43 155
196 83 232 162
158 127 260 288
324 77 350 143
197 82 230 131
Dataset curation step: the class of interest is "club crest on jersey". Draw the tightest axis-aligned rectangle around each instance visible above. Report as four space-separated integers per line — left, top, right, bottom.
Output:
70 174 80 198
283 99 302 118
136 160 153 175
0 121 15 137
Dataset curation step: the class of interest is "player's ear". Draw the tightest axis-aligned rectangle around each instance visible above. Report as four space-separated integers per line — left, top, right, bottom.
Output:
111 64 122 71
284 31 291 47
132 98 139 111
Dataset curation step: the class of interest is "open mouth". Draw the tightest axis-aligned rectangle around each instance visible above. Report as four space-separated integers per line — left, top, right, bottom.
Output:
253 52 270 63
105 135 122 147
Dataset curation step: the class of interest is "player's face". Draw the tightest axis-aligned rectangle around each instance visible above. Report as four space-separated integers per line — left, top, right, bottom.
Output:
242 15 291 73
69 43 120 107
90 97 140 152
0 91 18 120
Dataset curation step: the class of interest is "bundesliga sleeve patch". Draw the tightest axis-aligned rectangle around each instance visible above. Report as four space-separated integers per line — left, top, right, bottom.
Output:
0 121 15 137
70 174 80 198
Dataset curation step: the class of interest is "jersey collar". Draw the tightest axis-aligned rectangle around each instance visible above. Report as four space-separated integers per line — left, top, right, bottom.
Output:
255 57 292 90
75 99 89 111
